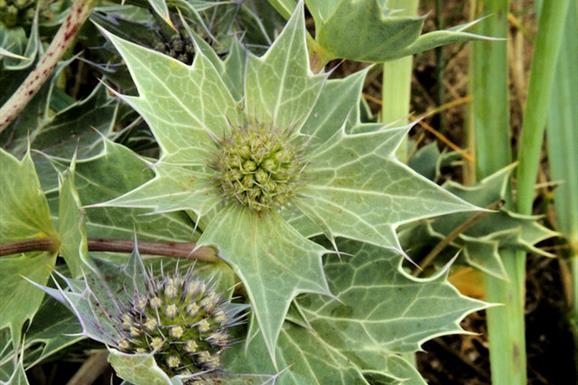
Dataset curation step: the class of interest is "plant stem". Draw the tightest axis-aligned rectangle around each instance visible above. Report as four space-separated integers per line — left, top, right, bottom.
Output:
381 0 419 161
0 238 218 262
516 0 570 215
469 1 526 384
542 0 578 374
0 0 97 133
470 1 570 384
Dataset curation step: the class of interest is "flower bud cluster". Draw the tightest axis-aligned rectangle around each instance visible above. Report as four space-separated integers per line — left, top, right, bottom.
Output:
0 0 35 27
153 33 195 65
116 268 233 378
216 127 302 211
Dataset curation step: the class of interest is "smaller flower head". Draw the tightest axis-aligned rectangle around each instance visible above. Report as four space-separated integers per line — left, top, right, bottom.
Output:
116 267 234 377
153 32 195 65
0 0 35 27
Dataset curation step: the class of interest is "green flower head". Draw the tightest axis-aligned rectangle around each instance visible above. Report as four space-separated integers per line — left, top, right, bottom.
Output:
96 5 476 360
0 0 36 27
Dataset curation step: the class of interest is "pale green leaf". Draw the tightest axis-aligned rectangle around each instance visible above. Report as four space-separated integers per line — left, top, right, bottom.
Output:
244 7 324 130
227 323 371 385
300 127 477 252
0 362 28 385
228 240 483 384
97 26 240 160
95 4 480 362
0 151 57 345
198 206 330 359
108 350 173 385
300 70 366 149
433 166 557 278
46 141 198 242
400 166 558 278
57 167 89 277
299 240 485 354
147 0 173 28
0 48 27 60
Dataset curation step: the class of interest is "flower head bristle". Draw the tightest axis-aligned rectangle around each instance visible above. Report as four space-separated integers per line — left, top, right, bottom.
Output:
116 267 234 377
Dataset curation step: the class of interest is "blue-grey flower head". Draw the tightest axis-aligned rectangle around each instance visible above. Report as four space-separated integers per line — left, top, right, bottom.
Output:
116 266 234 376
34 247 242 381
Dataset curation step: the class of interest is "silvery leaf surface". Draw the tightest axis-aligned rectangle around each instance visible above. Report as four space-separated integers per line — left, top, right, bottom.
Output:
93 4 478 360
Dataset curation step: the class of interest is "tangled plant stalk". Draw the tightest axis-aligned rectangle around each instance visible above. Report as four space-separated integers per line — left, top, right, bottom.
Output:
0 0 96 132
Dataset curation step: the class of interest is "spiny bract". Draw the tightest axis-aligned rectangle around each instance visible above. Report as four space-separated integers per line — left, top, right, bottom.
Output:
35 246 242 382
96 4 477 360
117 267 234 377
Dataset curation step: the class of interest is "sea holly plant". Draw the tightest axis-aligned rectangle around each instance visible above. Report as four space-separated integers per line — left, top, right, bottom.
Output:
267 0 494 67
93 4 479 361
399 164 558 279
35 246 271 384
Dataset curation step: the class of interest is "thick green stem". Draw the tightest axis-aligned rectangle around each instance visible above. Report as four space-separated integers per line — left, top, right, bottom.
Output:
543 0 578 374
516 0 570 215
0 0 97 133
469 1 527 384
381 0 419 163
473 1 570 384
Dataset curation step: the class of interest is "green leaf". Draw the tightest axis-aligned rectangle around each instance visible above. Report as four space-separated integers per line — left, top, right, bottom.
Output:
147 0 173 28
402 166 558 278
244 8 324 130
0 48 27 60
228 240 484 384
108 350 173 385
299 126 477 253
45 141 198 242
0 150 57 346
198 206 330 360
228 323 371 385
266 0 296 19
0 362 29 385
95 4 479 361
302 0 493 63
299 240 484 353
312 0 424 62
388 19 499 60
0 297 82 370
0 18 38 70
3 78 116 161
96 25 240 162
57 165 89 277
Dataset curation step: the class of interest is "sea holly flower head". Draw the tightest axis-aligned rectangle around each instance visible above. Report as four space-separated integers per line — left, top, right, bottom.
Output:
0 0 36 28
33 248 243 382
215 125 304 211
94 4 477 360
